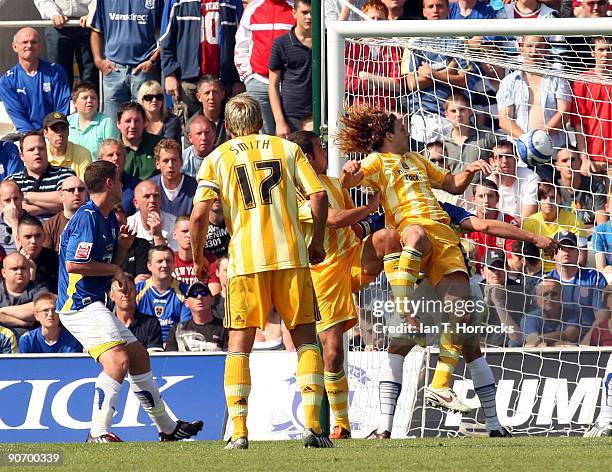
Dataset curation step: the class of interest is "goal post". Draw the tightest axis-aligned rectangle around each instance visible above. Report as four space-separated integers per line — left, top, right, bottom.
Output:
326 17 612 437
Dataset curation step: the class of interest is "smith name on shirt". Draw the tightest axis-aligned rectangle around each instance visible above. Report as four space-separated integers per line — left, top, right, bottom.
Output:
229 139 271 156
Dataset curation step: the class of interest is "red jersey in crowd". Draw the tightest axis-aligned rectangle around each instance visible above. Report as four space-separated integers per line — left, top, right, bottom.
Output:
201 0 221 77
572 71 612 163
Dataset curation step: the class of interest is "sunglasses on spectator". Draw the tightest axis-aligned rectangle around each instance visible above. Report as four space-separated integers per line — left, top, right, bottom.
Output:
585 1 607 7
188 289 210 298
142 93 164 102
62 186 87 193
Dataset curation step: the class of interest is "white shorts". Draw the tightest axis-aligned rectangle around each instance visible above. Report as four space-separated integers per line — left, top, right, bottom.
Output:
59 302 137 361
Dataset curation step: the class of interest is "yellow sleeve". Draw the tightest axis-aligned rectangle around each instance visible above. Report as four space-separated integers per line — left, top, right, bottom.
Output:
294 146 324 196
342 188 356 210
298 198 313 223
419 152 450 189
193 152 220 204
360 153 382 189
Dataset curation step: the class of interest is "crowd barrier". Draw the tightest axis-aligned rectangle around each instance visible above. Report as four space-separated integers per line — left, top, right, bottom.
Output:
0 348 609 442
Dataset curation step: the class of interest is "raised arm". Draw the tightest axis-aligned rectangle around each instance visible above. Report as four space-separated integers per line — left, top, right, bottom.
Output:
340 160 364 189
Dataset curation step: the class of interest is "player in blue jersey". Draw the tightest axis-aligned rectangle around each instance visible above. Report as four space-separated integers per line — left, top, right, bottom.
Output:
57 160 202 443
135 245 191 342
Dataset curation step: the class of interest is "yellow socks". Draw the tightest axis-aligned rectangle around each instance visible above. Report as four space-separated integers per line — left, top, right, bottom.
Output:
297 344 324 433
324 370 350 431
383 247 421 309
225 352 251 441
430 333 461 389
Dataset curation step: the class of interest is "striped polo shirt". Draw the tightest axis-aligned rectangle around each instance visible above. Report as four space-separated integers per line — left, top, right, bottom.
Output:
9 165 76 219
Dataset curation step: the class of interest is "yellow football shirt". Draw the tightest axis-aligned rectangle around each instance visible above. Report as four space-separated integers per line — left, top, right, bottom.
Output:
521 209 586 272
194 134 324 277
359 151 450 232
299 175 360 263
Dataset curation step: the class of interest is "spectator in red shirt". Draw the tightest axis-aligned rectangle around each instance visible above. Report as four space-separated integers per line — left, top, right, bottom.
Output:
171 215 220 293
344 1 404 112
572 36 612 175
235 0 296 135
467 179 518 271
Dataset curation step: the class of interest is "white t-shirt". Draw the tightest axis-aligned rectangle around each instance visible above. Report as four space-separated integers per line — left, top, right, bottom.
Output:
488 166 539 219
127 210 178 251
161 175 184 202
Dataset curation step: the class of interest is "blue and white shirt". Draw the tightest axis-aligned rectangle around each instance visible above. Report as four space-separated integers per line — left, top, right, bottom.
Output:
0 60 70 132
136 279 191 342
18 328 82 353
593 221 612 268
546 268 607 337
401 39 470 115
57 200 119 312
0 141 23 181
91 0 164 66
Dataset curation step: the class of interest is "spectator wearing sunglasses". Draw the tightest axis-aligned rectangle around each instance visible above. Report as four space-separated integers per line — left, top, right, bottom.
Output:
165 281 227 352
137 81 182 144
42 176 88 253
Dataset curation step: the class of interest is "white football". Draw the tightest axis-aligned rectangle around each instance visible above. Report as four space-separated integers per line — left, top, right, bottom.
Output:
516 129 554 167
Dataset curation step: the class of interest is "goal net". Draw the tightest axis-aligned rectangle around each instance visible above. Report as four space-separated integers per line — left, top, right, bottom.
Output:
326 17 612 437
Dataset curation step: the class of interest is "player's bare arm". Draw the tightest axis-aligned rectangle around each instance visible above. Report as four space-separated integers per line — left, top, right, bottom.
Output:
328 191 380 229
340 160 364 188
189 199 213 280
441 159 493 195
461 217 559 255
308 190 329 264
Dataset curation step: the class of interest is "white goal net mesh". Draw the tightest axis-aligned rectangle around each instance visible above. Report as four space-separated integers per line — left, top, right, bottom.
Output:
340 29 612 437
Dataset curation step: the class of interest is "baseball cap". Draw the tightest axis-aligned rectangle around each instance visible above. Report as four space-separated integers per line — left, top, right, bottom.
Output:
553 230 577 247
186 281 211 298
43 112 69 128
484 248 506 268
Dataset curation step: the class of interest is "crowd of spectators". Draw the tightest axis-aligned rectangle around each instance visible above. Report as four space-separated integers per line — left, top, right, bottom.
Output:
0 0 611 355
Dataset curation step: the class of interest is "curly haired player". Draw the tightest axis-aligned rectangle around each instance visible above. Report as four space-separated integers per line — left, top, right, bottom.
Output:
336 105 511 438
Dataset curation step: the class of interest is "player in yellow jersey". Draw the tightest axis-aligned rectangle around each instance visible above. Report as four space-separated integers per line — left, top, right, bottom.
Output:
289 131 402 439
337 105 511 437
189 95 332 449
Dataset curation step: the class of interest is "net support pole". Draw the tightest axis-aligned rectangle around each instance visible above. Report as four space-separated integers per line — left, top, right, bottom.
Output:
312 0 322 136
326 21 345 178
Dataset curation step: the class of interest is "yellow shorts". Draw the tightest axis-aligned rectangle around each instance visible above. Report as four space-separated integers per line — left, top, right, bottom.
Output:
226 268 318 330
399 217 467 287
311 243 376 333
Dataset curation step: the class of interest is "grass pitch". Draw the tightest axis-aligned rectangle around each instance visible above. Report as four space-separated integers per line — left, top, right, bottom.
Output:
1 437 610 471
